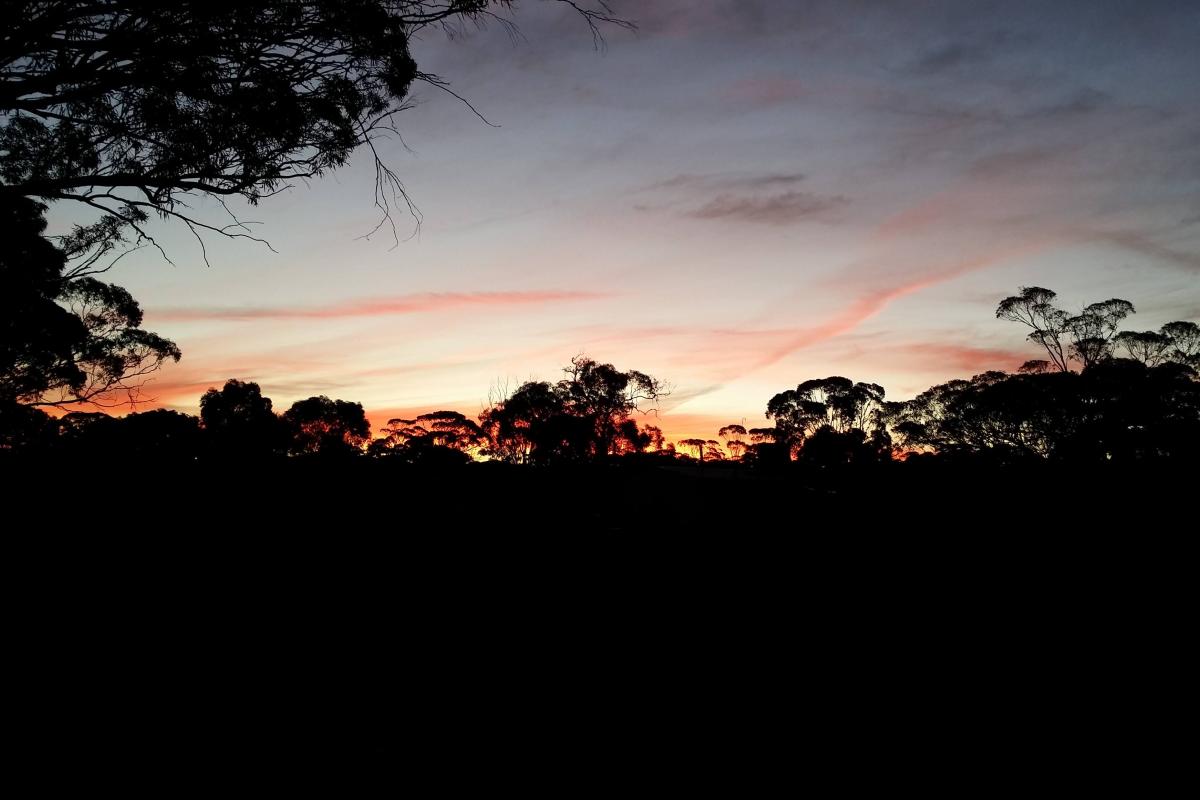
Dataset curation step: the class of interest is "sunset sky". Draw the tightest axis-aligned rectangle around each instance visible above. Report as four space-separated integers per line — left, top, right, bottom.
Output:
54 0 1200 442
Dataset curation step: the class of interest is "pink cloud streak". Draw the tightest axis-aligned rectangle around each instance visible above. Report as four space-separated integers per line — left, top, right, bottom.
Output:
149 290 610 322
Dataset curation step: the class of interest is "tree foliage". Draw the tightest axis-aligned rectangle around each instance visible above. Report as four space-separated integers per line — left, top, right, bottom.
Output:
480 355 666 464
2 2 630 421
885 370 1072 460
1 195 178 407
885 361 1200 463
996 287 1073 372
282 395 370 456
1116 321 1200 370
766 377 885 449
996 286 1200 376
678 438 707 461
199 378 281 457
1 0 631 254
718 423 747 460
371 410 483 464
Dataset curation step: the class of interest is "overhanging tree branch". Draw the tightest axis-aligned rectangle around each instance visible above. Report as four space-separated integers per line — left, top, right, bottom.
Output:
2 1 634 261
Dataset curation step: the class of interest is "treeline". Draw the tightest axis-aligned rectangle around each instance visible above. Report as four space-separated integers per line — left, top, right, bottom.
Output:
0 357 670 464
3 288 1198 467
3 6 1196 478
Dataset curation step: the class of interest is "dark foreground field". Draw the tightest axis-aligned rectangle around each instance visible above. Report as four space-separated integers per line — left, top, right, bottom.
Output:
3 456 1190 780
5 454 1192 530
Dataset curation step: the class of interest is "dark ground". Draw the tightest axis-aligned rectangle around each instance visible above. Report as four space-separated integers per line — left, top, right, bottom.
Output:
2 457 1190 779
9 455 1188 526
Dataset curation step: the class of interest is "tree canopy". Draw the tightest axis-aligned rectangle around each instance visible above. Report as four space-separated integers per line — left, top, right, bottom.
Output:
766 377 885 445
1 0 631 254
992 286 1196 373
283 395 371 456
0 1 629 411
480 355 667 464
370 410 484 464
1 195 178 408
199 378 281 457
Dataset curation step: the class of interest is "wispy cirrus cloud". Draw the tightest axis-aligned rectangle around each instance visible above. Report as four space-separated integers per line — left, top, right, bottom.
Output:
688 190 848 225
868 342 1030 375
724 75 808 106
1020 87 1112 121
1099 231 1200 273
150 290 610 322
638 171 846 225
641 171 807 193
905 30 1026 76
666 229 1065 407
909 43 994 75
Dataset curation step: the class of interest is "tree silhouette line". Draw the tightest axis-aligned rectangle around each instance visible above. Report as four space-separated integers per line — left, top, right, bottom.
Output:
4 289 1197 466
1 5 1196 473
1 2 631 428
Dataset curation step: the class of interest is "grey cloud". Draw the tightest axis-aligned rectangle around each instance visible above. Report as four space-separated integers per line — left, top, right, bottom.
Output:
906 30 1025 75
968 148 1060 178
741 172 808 189
1103 231 1200 273
911 43 992 75
688 191 848 225
644 173 709 191
1023 87 1112 120
627 0 777 39
643 171 806 193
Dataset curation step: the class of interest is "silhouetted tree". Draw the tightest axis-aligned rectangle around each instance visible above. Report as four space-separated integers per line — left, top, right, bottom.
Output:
996 287 1073 372
113 409 202 461
2 1 631 258
53 410 120 455
886 370 1067 461
798 426 862 467
1115 330 1172 366
747 428 777 443
1018 359 1055 375
0 401 55 451
766 377 885 457
2 2 630 439
1 197 179 408
480 356 666 464
283 396 370 457
479 380 566 464
886 361 1199 463
741 427 789 467
677 439 706 461
648 424 667 450
614 418 651 454
997 287 1147 372
1162 321 1200 369
1065 299 1135 369
1117 321 1200 369
559 355 666 456
718 424 747 460
1063 359 1200 462
372 410 483 463
200 379 282 457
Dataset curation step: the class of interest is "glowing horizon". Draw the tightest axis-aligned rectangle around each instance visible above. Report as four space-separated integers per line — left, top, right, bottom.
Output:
45 0 1200 448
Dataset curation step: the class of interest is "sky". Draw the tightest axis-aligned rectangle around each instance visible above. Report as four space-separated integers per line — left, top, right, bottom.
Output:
60 0 1200 442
